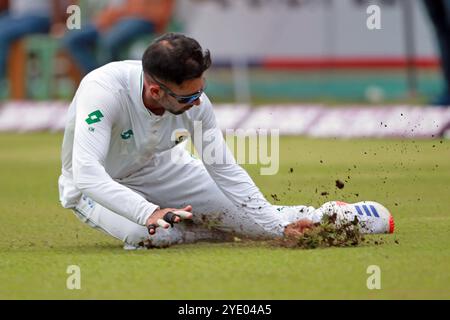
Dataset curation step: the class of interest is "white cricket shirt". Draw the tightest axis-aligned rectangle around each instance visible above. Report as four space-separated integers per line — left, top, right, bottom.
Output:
59 61 286 235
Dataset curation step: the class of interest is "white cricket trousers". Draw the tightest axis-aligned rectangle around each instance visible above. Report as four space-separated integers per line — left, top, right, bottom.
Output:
71 147 318 248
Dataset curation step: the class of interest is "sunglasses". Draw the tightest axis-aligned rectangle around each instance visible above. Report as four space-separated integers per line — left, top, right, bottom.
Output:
149 74 206 104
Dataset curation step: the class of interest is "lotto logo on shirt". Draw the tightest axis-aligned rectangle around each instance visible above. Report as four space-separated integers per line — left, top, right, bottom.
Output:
85 110 104 125
121 130 134 140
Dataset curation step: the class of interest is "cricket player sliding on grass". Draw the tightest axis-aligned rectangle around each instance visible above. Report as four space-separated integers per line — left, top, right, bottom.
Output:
58 33 395 249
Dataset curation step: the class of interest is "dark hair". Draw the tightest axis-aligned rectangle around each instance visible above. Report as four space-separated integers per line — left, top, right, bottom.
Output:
142 33 211 85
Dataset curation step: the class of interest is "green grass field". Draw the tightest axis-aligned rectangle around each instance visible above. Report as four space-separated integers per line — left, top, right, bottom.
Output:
0 133 449 299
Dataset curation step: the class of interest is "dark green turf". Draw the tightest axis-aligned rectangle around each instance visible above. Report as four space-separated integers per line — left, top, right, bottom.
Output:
0 133 449 299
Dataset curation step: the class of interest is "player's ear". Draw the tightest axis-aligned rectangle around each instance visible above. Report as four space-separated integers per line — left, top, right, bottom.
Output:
149 85 162 100
143 73 162 100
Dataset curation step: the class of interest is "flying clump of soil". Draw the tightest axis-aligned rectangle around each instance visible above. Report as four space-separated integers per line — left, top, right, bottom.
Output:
275 214 365 249
335 179 345 189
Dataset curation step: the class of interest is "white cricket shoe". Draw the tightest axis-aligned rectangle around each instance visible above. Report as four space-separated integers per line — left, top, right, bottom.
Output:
316 201 395 234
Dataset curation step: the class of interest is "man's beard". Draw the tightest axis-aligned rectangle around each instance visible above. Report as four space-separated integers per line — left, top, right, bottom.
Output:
167 109 186 115
166 104 193 115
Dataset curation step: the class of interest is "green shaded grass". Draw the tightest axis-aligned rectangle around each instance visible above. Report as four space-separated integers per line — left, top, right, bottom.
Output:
0 133 449 299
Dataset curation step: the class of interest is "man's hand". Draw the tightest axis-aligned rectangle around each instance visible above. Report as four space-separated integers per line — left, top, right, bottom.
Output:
284 219 315 237
146 205 193 235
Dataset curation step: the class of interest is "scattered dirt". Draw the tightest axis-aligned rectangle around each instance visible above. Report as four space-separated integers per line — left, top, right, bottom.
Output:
271 194 280 202
274 214 365 249
335 179 345 189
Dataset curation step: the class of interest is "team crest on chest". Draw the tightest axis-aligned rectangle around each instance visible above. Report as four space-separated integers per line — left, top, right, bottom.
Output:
172 129 189 145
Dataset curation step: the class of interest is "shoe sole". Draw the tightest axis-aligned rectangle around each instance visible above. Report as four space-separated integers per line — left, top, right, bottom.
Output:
388 214 395 234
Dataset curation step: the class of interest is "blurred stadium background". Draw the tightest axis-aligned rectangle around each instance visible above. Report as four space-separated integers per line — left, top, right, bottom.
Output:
0 0 443 102
0 0 449 137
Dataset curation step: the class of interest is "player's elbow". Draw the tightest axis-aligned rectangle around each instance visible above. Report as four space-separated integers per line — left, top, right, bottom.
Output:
72 174 93 192
72 162 103 192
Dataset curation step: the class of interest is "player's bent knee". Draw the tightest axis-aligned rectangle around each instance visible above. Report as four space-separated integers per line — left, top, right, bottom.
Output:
122 225 149 246
123 226 184 248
